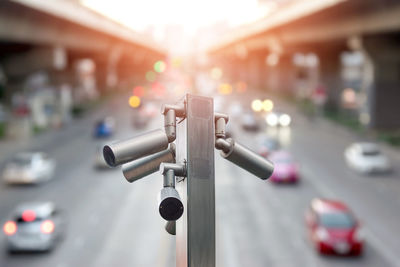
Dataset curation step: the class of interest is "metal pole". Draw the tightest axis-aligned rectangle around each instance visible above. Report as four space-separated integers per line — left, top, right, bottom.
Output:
176 94 215 267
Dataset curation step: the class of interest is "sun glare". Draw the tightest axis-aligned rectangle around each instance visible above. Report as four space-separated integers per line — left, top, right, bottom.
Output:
81 0 261 35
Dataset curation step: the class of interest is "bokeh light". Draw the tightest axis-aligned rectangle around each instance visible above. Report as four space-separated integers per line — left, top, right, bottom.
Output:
145 71 156 82
151 82 166 97
262 99 274 112
218 83 232 95
133 86 145 97
251 99 263 112
279 114 291 127
172 58 182 68
154 60 167 73
129 95 141 108
266 113 279 126
210 67 223 80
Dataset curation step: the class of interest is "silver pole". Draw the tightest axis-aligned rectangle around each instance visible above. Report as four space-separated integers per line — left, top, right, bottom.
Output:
176 94 215 267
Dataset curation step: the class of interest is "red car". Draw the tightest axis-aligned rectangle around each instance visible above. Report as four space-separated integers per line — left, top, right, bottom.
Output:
269 151 299 183
305 199 363 255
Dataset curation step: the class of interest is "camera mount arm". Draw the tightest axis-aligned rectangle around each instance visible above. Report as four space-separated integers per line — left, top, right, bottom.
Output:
214 113 274 180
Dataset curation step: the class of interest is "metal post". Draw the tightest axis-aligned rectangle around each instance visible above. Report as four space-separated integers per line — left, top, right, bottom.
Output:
176 94 215 267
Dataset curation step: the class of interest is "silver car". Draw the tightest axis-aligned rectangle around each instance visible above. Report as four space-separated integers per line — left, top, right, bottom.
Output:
2 152 56 184
3 202 65 252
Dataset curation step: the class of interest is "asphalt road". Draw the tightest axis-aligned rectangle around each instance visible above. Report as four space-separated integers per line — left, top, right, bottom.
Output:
0 93 399 267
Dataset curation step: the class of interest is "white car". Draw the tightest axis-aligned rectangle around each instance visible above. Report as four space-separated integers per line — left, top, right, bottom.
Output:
344 143 391 174
3 202 65 252
2 152 56 184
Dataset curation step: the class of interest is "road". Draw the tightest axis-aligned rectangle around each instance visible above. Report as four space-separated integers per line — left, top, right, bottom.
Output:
0 92 399 267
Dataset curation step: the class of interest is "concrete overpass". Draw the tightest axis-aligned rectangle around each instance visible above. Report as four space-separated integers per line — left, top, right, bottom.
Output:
209 0 400 129
0 0 165 96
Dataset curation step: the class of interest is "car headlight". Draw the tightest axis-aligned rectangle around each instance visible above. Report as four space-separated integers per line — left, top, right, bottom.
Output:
315 227 329 241
279 114 291 127
353 227 364 242
266 113 278 127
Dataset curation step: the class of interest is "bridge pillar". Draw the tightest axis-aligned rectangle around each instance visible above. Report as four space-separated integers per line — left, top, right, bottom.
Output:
316 47 345 111
364 34 400 129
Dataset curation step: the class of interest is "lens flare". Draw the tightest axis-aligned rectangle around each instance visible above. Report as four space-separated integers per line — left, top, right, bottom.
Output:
133 86 145 97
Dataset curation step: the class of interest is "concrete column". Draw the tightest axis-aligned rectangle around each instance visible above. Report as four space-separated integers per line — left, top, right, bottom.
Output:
364 34 400 129
316 47 344 111
272 53 295 94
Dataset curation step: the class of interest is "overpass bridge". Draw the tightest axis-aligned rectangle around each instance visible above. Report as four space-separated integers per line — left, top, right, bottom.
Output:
209 0 400 129
0 0 165 97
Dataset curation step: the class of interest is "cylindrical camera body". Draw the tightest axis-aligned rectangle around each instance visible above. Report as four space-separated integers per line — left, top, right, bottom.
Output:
103 129 169 167
122 145 175 183
219 138 274 180
158 187 184 221
165 220 176 235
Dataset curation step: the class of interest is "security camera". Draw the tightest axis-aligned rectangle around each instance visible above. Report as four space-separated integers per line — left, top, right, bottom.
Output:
215 138 274 180
165 220 176 235
103 129 169 167
158 187 184 221
122 144 175 183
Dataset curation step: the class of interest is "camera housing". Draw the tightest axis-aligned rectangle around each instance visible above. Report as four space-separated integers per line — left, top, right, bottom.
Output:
103 129 169 167
165 220 176 235
122 144 176 183
216 138 274 180
158 187 184 221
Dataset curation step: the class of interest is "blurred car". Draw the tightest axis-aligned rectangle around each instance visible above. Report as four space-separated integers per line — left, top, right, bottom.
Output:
266 112 291 127
3 202 65 252
2 152 55 184
93 117 115 138
269 151 299 183
241 112 259 131
305 198 363 255
132 113 148 129
258 137 280 157
344 142 391 174
93 144 110 169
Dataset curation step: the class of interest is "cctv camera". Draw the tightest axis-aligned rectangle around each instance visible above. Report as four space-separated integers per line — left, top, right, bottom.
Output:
165 220 176 235
122 144 175 183
158 187 184 221
103 129 169 167
216 138 274 180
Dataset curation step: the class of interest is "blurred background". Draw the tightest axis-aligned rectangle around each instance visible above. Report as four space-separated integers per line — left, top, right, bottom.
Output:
0 0 400 266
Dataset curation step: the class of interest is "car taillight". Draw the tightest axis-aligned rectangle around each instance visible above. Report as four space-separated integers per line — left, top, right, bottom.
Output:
3 221 17 236
22 210 36 222
40 220 55 234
